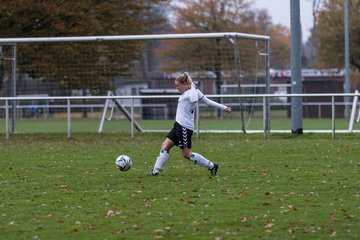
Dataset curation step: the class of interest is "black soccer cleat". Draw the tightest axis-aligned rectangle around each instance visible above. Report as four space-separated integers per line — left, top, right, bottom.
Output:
209 163 218 176
146 170 159 176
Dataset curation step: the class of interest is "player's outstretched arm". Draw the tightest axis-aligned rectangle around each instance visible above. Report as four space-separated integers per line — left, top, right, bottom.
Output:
200 96 231 113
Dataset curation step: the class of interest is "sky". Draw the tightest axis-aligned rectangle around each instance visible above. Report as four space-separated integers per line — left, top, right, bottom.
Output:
253 0 314 42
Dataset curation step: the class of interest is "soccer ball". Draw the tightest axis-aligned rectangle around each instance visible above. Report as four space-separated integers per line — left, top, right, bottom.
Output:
115 155 132 172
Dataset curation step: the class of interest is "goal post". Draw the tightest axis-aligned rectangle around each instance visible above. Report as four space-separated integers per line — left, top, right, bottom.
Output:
0 32 270 133
98 91 143 133
349 90 359 132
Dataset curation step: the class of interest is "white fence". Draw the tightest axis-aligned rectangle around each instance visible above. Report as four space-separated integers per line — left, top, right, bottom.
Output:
1 92 360 140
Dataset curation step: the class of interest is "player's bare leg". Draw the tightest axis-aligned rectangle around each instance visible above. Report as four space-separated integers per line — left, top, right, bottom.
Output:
182 148 218 175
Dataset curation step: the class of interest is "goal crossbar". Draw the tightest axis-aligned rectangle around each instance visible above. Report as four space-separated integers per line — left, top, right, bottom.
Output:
0 32 270 44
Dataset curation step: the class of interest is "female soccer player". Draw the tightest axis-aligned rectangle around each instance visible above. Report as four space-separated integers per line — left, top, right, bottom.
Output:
147 72 231 176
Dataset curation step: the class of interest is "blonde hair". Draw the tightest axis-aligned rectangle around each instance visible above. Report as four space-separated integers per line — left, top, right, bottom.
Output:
175 72 192 88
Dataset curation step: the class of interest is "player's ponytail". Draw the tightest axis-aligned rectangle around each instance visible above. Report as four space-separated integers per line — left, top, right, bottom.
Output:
175 72 192 88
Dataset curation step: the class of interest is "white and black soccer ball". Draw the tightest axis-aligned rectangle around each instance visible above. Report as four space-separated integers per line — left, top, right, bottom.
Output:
115 155 132 172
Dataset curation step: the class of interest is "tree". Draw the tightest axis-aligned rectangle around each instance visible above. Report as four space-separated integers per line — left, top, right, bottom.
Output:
312 0 323 29
302 0 322 68
268 25 291 69
0 0 168 95
160 0 290 77
315 0 360 72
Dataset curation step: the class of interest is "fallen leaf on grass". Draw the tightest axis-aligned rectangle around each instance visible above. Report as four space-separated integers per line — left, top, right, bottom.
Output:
303 226 319 233
132 225 143 231
87 224 95 231
153 229 165 238
287 205 298 211
264 222 274 229
330 229 337 237
288 226 298 234
238 216 247 222
112 230 125 234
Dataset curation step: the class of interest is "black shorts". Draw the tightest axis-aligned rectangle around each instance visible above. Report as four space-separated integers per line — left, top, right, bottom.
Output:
166 122 193 149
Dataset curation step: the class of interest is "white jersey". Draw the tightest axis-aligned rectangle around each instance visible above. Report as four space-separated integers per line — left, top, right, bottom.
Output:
176 89 226 130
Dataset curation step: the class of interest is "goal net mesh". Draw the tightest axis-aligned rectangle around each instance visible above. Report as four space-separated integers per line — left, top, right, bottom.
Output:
0 34 269 133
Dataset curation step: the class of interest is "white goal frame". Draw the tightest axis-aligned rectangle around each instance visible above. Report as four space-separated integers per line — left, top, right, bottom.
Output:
0 32 271 133
349 90 360 132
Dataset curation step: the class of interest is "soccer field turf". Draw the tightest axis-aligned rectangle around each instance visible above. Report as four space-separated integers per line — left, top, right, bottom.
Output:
0 133 359 239
2 115 360 134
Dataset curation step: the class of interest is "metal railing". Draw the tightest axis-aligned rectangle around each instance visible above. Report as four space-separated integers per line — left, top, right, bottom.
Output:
1 92 360 140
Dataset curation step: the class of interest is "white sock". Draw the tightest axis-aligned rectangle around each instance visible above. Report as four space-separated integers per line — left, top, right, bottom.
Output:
190 153 214 169
153 150 169 174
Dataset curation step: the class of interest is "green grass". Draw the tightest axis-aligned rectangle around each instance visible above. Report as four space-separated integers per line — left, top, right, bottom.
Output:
1 117 360 134
0 133 359 239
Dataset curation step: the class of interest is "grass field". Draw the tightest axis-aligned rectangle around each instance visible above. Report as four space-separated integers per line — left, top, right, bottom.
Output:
0 133 359 239
1 116 360 135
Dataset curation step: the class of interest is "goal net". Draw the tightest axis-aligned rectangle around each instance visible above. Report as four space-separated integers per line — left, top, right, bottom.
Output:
0 33 270 134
